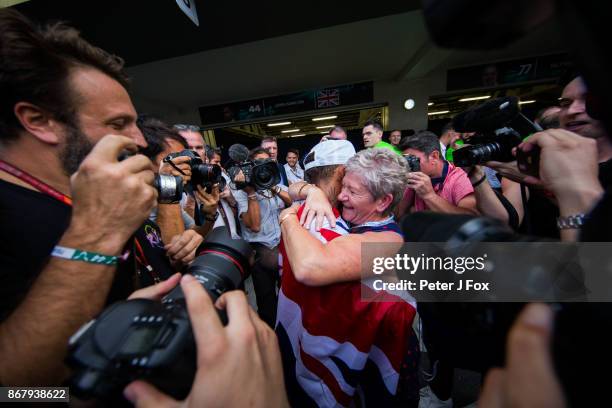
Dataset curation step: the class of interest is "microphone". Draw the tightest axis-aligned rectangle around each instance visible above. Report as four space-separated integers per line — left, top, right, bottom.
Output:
228 144 250 163
452 96 520 132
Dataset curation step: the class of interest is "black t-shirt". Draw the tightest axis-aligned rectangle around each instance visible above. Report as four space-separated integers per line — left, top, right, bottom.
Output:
0 179 175 322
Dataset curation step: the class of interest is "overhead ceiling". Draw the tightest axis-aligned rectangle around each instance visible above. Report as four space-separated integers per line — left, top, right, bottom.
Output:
14 0 420 66
13 0 567 124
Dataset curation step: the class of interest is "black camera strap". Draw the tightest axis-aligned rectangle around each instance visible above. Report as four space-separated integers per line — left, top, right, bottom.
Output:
430 161 450 190
162 157 188 176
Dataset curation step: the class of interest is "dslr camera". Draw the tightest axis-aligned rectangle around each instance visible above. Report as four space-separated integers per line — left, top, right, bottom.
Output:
451 96 542 172
226 144 280 191
404 154 421 172
67 227 253 400
159 149 226 202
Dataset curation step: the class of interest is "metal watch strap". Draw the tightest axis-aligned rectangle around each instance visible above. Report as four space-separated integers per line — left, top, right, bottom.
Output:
557 213 586 229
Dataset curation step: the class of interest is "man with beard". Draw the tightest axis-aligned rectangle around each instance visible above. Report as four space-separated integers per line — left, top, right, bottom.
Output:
0 9 176 386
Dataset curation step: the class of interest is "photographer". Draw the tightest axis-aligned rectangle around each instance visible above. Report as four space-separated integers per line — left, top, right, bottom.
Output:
138 116 204 266
233 147 291 327
0 9 159 385
397 131 478 216
204 146 241 239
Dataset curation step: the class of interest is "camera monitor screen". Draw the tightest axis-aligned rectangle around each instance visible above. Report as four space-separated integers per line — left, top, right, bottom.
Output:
120 326 159 355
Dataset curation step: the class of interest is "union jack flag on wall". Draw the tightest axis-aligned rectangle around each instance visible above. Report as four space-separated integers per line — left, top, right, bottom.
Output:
316 88 340 108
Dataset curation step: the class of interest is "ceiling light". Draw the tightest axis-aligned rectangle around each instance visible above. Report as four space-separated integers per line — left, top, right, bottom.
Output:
427 110 450 116
459 95 491 102
428 102 434 106
403 99 415 110
290 134 306 138
281 129 300 133
519 100 536 105
316 125 335 129
320 131 329 134
312 115 338 121
267 121 291 127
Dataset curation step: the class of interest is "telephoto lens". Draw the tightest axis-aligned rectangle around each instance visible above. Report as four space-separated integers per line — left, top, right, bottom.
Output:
66 227 253 401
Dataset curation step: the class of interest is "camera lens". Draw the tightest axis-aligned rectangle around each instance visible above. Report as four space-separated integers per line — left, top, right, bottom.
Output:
163 227 253 305
453 142 501 167
252 161 280 190
191 164 222 187
154 175 183 203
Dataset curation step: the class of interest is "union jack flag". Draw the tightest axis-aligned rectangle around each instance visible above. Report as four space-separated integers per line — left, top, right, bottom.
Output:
317 88 340 108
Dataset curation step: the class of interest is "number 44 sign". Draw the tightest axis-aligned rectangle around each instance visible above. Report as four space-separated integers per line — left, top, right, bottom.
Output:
176 0 200 27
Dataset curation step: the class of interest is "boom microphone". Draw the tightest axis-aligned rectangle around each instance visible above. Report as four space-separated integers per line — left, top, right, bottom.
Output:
452 96 520 132
228 143 250 163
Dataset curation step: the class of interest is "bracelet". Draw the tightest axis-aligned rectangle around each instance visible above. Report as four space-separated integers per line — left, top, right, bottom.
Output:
557 213 586 230
247 193 257 201
298 183 311 198
471 174 487 188
279 212 296 226
51 245 119 265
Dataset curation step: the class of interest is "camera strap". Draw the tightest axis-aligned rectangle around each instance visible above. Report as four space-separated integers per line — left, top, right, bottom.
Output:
162 157 187 176
0 159 72 205
430 161 450 190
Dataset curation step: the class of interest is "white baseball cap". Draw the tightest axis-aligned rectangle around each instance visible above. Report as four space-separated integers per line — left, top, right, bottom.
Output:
304 140 356 171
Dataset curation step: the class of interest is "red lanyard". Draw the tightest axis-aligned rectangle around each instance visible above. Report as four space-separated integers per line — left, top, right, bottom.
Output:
0 159 72 205
0 158 134 263
133 237 161 283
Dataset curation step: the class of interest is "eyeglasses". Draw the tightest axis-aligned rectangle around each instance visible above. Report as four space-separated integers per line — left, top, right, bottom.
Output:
174 124 201 131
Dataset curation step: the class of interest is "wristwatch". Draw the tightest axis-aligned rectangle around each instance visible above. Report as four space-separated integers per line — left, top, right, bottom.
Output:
557 214 586 229
205 211 219 222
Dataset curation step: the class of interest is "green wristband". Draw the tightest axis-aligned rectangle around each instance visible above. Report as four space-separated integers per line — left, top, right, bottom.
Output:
51 245 119 265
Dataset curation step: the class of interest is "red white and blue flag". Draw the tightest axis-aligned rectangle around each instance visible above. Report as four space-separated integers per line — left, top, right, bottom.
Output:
276 205 418 407
316 89 340 108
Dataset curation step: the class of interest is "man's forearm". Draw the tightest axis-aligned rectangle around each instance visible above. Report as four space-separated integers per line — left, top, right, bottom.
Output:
421 193 478 215
473 183 510 223
156 204 185 244
277 190 292 208
0 223 123 386
243 197 261 231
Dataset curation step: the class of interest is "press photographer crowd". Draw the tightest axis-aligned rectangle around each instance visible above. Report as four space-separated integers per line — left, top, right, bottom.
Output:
1 0 612 407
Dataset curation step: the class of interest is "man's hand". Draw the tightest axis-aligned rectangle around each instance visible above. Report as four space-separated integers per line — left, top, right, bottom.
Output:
70 135 157 254
128 273 181 301
159 156 192 186
194 184 220 216
406 171 435 198
165 230 204 265
478 304 566 408
124 276 290 408
486 160 533 185
518 129 603 204
299 185 336 230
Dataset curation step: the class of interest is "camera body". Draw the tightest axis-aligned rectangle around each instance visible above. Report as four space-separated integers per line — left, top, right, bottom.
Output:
165 149 226 193
404 154 421 172
452 127 522 168
67 228 253 400
451 97 542 170
227 158 280 191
